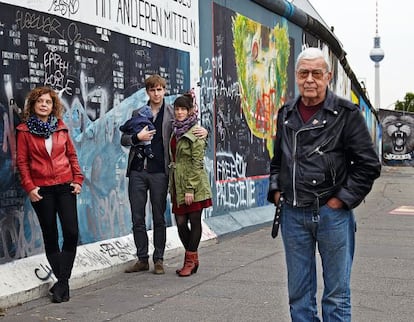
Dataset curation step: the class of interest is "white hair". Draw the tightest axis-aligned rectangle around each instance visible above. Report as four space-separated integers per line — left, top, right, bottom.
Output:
295 47 331 72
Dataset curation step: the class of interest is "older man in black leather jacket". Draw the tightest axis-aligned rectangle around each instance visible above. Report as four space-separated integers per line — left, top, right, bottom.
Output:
267 47 381 322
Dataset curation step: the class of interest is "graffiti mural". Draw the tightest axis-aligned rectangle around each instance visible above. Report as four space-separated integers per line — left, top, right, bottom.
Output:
201 3 293 214
232 13 290 158
379 110 414 166
0 1 195 263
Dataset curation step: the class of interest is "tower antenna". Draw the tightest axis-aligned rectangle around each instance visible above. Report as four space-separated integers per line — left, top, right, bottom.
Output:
369 0 385 110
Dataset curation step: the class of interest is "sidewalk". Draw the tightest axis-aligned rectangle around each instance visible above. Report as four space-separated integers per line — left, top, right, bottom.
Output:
1 166 413 321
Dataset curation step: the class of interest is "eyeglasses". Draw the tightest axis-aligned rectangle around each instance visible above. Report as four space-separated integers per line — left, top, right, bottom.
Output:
296 69 327 80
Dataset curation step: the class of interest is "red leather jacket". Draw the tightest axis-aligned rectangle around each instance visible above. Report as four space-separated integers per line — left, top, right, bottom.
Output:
16 119 84 193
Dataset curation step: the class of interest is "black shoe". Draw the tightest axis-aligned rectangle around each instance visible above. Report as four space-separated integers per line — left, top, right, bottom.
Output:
52 280 69 303
136 146 144 159
48 282 58 296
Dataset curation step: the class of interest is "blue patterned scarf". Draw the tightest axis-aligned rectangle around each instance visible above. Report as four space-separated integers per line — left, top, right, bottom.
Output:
26 115 58 138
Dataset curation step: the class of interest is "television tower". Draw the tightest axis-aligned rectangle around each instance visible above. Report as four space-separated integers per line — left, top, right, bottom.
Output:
369 0 384 110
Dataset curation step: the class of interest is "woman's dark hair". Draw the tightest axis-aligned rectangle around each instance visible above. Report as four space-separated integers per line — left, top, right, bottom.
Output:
21 86 63 121
173 93 193 111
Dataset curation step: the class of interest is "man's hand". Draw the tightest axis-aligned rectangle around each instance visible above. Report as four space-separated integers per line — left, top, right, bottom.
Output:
273 191 281 205
137 126 156 141
192 126 208 139
326 197 344 209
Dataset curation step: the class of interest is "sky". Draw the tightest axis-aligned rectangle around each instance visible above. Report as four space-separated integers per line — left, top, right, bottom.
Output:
307 0 413 110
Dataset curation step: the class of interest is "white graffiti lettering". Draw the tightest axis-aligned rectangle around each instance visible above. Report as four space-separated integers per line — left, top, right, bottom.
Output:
216 152 246 181
216 179 255 209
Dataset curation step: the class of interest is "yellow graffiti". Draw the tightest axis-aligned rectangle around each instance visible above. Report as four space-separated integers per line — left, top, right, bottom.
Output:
232 14 289 158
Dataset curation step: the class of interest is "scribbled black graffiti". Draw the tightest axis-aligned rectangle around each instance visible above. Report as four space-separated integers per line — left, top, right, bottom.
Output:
49 0 80 18
15 10 64 38
76 248 112 267
15 9 96 45
34 263 53 281
99 241 134 261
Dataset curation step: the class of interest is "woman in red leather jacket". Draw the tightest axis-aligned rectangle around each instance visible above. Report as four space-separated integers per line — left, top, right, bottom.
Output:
16 86 84 303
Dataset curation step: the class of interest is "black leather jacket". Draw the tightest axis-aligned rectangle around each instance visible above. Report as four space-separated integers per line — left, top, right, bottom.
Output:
267 90 381 210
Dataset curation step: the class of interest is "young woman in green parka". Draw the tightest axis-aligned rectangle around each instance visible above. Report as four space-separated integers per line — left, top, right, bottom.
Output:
169 93 212 277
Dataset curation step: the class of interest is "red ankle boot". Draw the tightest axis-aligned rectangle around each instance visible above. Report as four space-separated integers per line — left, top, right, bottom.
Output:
176 252 187 275
178 251 198 277
176 251 200 274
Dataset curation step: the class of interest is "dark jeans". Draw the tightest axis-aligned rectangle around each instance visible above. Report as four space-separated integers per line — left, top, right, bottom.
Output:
31 183 79 254
128 170 168 262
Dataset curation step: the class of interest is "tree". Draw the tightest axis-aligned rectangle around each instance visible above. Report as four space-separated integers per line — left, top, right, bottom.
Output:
394 92 414 112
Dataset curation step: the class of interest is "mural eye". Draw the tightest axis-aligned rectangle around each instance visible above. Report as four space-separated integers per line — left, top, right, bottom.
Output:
251 41 259 61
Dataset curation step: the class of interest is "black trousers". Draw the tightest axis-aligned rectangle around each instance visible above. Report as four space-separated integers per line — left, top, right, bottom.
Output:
31 183 79 255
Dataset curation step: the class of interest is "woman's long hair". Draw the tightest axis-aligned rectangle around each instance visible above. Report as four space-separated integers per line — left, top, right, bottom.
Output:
21 86 63 122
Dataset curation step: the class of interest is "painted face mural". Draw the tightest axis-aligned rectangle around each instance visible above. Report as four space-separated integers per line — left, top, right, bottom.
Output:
232 15 290 158
382 114 414 162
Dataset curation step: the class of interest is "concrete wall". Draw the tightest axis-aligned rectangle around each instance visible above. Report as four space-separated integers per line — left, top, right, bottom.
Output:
0 0 200 263
0 0 381 308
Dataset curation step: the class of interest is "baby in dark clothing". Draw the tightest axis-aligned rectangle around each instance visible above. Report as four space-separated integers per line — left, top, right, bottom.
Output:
119 105 155 159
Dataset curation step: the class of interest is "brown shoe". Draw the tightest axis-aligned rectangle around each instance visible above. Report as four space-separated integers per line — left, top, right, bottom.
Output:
153 260 165 275
124 260 149 273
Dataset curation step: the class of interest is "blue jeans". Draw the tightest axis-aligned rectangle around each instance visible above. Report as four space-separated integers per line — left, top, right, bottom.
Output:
280 203 356 322
128 170 168 262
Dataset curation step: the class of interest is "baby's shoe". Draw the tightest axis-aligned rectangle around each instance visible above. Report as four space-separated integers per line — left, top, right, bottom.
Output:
144 145 155 159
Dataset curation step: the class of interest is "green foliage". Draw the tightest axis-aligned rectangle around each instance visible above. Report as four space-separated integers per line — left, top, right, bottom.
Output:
395 92 414 112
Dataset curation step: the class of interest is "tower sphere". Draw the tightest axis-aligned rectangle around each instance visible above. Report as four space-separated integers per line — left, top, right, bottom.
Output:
370 47 384 63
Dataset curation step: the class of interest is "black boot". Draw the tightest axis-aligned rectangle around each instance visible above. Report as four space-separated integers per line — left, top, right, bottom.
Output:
52 280 69 303
46 253 61 296
52 251 76 303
